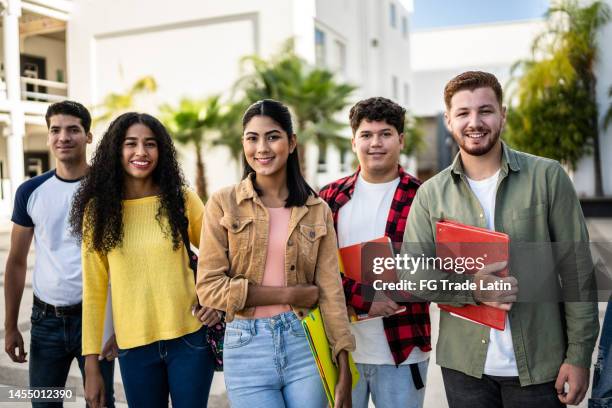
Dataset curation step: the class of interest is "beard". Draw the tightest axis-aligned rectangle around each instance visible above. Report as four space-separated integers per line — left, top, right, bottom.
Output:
451 126 501 157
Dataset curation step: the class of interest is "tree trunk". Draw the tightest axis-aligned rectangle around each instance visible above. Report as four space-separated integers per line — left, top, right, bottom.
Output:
297 119 307 177
194 141 208 202
589 74 604 197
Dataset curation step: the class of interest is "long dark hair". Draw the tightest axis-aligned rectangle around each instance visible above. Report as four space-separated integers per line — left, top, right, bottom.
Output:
70 112 187 254
241 99 316 207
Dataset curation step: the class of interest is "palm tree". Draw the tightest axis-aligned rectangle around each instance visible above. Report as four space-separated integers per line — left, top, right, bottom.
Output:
506 0 610 196
211 99 250 166
604 85 612 130
160 95 224 201
93 76 157 124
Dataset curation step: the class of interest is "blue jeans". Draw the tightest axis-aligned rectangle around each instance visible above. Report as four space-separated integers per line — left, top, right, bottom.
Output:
591 302 612 408
352 359 429 408
223 312 327 408
29 304 115 408
117 325 214 408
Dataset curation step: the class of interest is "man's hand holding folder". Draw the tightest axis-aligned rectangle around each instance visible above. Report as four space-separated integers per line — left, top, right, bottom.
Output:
472 260 519 311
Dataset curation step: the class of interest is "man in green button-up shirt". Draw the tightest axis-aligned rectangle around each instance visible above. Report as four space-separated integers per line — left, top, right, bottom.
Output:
400 71 599 407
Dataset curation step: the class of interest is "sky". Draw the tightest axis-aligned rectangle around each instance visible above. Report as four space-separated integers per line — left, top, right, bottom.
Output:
411 0 550 30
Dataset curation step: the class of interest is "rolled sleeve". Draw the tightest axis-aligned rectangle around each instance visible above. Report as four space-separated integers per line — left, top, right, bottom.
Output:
196 192 250 322
315 205 356 362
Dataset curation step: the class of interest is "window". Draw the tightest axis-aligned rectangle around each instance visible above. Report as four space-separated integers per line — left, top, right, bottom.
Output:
334 40 347 75
402 16 408 38
315 28 326 67
392 76 399 100
389 3 397 28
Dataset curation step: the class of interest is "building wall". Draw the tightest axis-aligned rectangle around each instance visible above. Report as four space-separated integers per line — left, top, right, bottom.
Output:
68 0 415 194
573 0 612 196
411 17 612 195
68 0 298 194
410 20 545 117
22 36 67 83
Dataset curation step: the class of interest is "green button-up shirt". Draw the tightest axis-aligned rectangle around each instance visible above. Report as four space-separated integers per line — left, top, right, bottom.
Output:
400 142 599 385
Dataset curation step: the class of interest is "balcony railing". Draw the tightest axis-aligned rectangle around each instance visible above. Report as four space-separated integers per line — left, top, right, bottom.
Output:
20 76 68 102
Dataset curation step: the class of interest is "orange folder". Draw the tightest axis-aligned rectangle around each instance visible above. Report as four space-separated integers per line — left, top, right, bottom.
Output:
339 236 396 284
339 237 406 321
435 220 510 331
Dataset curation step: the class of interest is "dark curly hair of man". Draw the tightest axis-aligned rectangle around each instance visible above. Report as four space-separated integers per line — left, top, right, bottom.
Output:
69 112 188 254
349 97 406 135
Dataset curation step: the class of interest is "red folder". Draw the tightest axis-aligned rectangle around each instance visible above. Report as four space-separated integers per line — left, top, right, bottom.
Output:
435 220 510 330
339 237 405 321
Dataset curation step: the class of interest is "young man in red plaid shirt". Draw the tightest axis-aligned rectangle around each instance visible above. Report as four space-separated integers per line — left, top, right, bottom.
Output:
320 97 431 408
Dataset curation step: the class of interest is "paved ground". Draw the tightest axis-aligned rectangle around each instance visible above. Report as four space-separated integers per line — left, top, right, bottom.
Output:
0 218 610 407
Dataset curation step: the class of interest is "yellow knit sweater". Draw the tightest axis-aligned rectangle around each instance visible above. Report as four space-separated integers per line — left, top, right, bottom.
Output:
82 189 204 354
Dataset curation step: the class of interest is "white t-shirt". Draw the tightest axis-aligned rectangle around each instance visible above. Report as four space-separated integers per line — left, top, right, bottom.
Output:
12 170 83 306
467 170 519 376
338 174 430 365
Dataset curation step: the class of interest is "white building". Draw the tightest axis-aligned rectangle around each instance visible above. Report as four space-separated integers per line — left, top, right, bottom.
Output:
66 0 414 196
410 3 612 196
0 0 70 215
0 0 416 214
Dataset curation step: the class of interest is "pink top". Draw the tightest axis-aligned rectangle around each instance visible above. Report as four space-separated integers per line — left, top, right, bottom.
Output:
253 207 292 318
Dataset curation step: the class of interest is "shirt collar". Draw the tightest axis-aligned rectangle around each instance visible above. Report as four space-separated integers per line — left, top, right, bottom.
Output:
450 141 520 179
235 172 318 206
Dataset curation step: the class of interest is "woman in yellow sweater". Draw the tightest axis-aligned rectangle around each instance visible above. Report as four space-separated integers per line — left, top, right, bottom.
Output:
197 99 355 408
70 112 219 408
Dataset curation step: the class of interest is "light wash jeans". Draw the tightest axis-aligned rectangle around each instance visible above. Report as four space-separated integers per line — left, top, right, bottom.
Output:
223 311 327 408
352 359 429 408
590 302 612 408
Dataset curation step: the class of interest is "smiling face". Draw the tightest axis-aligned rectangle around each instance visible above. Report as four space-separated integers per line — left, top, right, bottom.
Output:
121 123 159 182
47 114 92 164
242 115 296 178
445 87 506 157
352 119 404 182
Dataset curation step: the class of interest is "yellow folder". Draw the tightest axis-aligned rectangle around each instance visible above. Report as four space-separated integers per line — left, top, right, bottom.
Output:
302 307 359 406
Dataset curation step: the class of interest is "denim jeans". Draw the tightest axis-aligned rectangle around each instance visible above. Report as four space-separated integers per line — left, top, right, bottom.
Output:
352 359 429 408
117 325 214 408
590 302 612 408
29 304 115 408
223 311 327 408
442 367 564 408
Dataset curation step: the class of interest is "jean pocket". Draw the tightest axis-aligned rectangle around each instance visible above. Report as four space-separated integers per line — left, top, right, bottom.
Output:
30 307 44 324
180 326 209 351
289 318 306 338
117 348 130 358
224 326 252 349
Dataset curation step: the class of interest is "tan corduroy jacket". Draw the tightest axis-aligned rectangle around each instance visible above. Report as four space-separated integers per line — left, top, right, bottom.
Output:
196 175 355 359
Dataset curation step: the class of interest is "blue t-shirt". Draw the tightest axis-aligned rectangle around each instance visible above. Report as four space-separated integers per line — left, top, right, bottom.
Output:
12 170 83 306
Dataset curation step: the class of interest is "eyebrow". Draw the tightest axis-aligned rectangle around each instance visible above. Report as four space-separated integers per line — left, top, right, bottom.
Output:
359 128 392 133
124 136 157 141
455 104 496 111
50 125 81 130
245 129 282 136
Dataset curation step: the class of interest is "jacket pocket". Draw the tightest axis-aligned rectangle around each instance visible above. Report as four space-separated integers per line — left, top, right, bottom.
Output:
220 215 253 255
299 224 327 263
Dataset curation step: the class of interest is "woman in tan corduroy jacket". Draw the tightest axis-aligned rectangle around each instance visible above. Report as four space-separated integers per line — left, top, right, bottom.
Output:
197 99 355 408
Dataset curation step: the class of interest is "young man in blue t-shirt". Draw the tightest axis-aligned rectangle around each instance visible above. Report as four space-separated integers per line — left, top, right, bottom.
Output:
3 101 115 407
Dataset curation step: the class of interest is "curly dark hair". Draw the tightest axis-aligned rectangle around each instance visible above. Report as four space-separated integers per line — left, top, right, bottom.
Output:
70 112 188 254
349 97 406 135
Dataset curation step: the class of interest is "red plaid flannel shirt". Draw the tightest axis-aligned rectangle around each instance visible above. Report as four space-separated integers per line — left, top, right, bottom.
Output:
319 166 431 365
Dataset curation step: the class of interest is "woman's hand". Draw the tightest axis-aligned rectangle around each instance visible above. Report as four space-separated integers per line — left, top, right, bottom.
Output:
287 284 319 308
99 334 118 361
193 305 222 326
84 355 106 408
333 350 352 408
